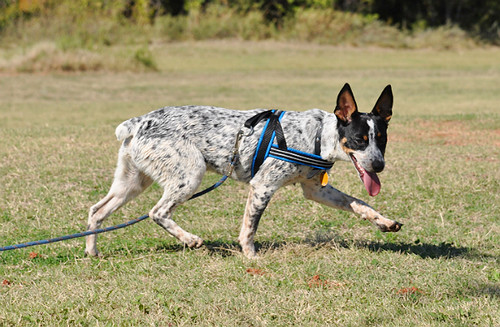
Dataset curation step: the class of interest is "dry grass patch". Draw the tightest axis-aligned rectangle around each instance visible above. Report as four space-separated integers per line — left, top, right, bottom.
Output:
0 42 158 73
390 119 500 148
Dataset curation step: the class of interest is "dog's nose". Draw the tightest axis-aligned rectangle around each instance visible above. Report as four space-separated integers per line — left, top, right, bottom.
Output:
372 159 385 173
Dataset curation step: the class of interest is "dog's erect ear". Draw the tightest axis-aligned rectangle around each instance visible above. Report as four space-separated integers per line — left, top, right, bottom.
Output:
334 83 358 124
372 85 393 123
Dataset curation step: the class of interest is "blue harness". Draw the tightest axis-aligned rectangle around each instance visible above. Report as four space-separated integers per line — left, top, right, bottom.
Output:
245 110 334 177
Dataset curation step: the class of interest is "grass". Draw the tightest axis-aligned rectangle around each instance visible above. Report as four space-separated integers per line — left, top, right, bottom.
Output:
0 41 499 326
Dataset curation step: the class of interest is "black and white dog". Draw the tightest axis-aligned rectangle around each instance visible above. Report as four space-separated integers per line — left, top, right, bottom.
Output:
85 83 402 258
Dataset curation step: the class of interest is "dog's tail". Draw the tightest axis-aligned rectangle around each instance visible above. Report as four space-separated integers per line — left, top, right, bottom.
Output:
115 117 142 141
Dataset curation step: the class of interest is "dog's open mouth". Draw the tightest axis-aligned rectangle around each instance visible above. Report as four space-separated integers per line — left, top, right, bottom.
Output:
349 154 381 196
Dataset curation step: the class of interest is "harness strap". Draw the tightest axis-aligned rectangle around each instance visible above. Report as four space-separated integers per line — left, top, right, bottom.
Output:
245 110 333 177
268 146 333 170
244 110 274 129
248 110 285 176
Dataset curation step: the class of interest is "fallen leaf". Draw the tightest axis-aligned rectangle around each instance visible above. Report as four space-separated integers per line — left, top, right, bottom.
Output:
246 268 266 276
307 275 344 289
2 279 11 286
396 286 424 295
308 274 327 288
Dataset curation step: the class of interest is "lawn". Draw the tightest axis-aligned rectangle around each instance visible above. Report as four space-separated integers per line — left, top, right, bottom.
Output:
0 41 499 326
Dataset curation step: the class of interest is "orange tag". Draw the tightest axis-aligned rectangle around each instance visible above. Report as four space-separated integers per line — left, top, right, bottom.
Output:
320 171 328 187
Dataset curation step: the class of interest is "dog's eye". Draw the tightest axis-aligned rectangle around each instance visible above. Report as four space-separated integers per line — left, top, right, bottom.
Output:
356 135 368 144
375 132 386 141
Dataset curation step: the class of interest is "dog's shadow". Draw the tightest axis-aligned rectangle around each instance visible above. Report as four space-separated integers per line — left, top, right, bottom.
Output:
114 230 492 262
201 232 491 261
302 230 493 260
355 240 474 259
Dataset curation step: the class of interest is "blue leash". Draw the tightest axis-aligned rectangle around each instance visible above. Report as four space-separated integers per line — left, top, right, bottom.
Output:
0 132 242 253
0 214 150 252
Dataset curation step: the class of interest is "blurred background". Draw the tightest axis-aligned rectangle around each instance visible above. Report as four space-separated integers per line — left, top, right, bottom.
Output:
1 0 499 73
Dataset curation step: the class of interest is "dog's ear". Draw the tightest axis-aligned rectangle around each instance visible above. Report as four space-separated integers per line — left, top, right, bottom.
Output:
372 85 393 123
334 83 358 124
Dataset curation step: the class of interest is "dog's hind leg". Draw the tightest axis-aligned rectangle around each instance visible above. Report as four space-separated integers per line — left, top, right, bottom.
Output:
85 153 153 256
144 141 207 249
149 193 204 249
148 163 207 249
301 179 402 232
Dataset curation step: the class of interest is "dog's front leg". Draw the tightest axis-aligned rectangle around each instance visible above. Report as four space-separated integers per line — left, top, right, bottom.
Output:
238 182 280 258
301 179 402 232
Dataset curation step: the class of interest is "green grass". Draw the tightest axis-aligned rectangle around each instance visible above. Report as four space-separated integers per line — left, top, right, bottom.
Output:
0 41 499 326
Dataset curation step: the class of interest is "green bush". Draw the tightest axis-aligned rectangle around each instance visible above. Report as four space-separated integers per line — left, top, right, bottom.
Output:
281 9 402 46
152 4 272 41
154 15 188 41
134 47 158 71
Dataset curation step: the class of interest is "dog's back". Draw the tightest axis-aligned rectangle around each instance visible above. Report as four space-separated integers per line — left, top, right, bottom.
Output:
113 106 328 181
114 106 259 178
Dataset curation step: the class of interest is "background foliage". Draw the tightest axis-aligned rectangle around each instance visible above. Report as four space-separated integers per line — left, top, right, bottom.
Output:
1 0 499 44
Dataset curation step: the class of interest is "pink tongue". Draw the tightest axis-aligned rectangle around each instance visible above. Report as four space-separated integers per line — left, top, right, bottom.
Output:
363 171 381 196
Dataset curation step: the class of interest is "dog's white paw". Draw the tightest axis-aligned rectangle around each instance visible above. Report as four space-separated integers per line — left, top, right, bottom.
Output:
351 202 402 233
240 243 258 259
185 235 204 248
244 251 259 260
378 219 403 232
84 248 101 257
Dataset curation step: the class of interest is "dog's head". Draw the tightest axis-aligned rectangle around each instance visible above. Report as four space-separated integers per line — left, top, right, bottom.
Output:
334 83 393 196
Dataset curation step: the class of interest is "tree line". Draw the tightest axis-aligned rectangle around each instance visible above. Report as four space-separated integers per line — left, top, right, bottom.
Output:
3 0 499 42
151 0 499 41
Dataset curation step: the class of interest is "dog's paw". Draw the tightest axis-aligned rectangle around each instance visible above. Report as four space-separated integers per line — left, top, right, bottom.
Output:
242 249 258 259
240 244 258 259
378 220 403 233
84 248 102 257
185 235 204 248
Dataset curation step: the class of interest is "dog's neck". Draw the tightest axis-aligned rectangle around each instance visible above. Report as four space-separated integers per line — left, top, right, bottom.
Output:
320 113 350 163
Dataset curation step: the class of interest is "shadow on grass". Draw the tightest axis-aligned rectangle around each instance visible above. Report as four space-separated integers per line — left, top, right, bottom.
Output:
475 283 500 298
203 240 242 257
109 240 242 258
148 240 242 258
1 232 491 264
358 240 480 259
183 236 478 260
125 233 493 261
305 230 495 260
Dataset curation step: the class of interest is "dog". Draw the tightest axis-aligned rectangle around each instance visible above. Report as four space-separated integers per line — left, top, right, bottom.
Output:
85 83 402 258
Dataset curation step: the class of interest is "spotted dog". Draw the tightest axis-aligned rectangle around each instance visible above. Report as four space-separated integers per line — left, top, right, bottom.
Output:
85 83 402 258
